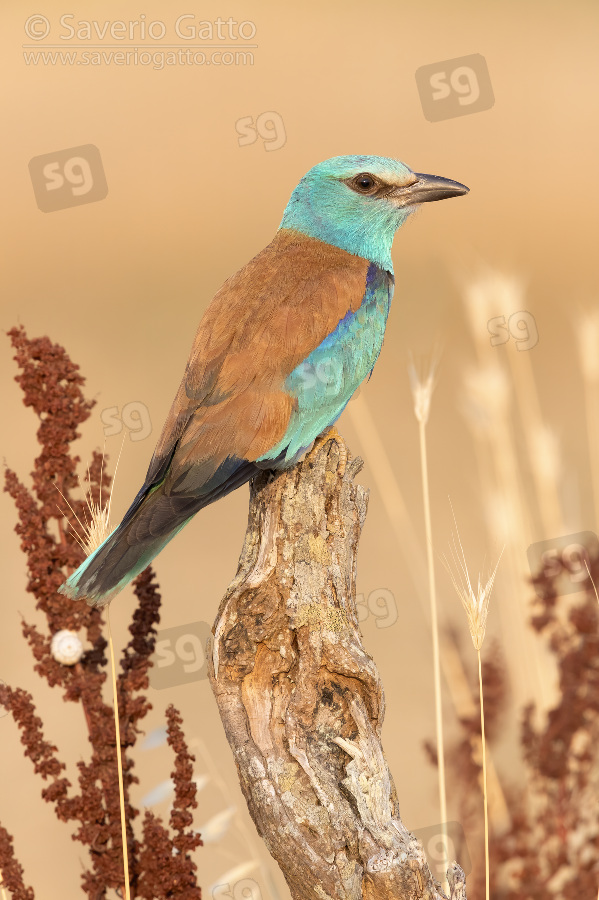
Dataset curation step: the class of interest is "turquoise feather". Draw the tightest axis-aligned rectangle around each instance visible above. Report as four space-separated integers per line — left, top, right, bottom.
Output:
280 155 415 271
257 263 393 466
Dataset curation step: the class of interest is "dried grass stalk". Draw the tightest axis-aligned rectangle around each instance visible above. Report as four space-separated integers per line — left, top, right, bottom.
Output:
443 505 503 900
408 355 449 887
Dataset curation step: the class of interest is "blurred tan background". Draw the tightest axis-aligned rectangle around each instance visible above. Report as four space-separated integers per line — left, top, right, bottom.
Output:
1 0 598 896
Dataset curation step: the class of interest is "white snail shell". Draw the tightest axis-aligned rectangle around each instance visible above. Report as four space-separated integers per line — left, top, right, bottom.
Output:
51 630 84 666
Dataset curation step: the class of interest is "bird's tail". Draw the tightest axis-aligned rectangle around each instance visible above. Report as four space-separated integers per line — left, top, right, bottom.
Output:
58 483 193 608
59 456 263 607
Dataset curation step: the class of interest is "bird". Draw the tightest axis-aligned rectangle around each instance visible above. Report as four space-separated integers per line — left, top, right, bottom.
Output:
59 155 468 607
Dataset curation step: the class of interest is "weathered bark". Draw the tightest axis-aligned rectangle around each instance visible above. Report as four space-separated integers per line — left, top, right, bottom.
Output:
207 430 467 900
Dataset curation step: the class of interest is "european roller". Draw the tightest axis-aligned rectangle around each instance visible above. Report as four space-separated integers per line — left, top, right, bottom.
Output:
60 155 468 607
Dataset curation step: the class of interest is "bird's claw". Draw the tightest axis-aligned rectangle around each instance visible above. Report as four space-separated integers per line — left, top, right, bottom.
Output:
311 426 348 477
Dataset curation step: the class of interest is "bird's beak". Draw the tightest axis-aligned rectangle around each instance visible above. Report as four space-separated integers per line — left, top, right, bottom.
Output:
391 173 469 207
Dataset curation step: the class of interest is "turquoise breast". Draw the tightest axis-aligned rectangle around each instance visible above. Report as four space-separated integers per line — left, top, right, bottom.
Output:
258 263 394 467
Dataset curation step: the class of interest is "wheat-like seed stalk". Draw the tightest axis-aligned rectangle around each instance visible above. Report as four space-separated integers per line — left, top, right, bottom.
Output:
408 353 450 888
442 509 503 652
442 503 503 900
461 273 555 716
94 450 130 899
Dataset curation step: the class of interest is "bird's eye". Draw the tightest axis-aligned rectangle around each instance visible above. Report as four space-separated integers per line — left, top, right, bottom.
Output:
353 174 377 193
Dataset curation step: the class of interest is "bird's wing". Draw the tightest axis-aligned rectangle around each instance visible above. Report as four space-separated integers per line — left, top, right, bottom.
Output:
141 229 371 501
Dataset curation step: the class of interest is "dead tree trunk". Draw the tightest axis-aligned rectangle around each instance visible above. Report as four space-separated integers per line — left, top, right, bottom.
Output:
207 430 467 900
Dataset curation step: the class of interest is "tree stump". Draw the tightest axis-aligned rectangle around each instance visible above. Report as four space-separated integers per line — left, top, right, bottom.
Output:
207 430 467 900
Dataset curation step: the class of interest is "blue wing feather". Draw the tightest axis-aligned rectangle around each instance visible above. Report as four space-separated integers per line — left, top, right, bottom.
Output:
257 263 394 466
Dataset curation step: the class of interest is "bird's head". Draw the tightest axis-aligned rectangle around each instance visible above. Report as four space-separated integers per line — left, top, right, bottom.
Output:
280 155 468 272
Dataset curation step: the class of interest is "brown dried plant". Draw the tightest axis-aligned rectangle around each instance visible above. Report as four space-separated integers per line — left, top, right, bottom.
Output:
0 326 202 899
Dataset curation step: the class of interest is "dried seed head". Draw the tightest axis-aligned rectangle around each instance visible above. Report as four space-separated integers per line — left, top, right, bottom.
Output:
77 480 113 555
408 353 439 425
463 270 525 340
442 504 503 651
462 363 510 431
55 445 122 557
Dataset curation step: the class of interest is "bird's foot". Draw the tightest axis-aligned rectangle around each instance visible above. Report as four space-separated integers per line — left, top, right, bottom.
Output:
311 426 347 477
